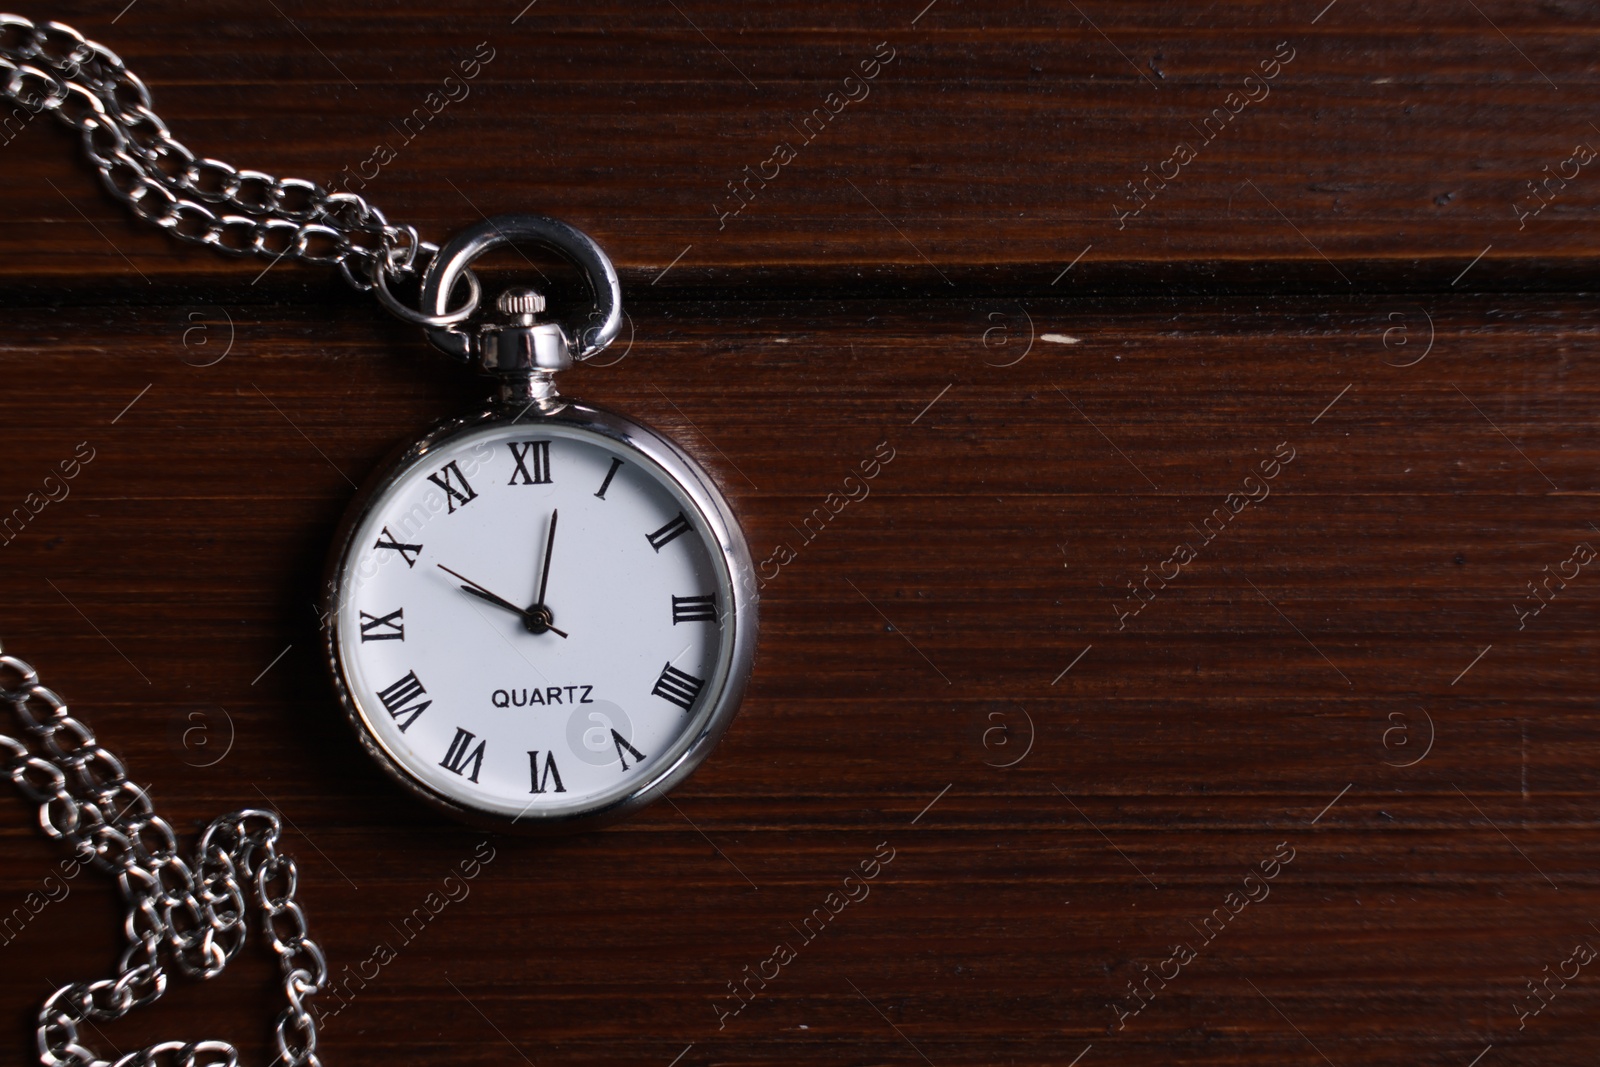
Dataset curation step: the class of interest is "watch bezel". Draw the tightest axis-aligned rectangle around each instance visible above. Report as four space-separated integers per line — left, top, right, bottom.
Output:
321 398 758 834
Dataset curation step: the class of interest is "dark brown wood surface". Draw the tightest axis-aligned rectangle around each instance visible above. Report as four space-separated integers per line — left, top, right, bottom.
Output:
4 0 1600 293
4 4 1600 1066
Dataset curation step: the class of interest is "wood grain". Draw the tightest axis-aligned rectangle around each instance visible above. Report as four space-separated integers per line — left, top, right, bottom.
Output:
3 292 1600 1065
2 1 1600 293
6 2 1600 1065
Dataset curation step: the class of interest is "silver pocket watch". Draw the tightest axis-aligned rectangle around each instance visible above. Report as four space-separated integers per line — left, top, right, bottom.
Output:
1 16 760 1063
323 216 759 832
0 18 759 840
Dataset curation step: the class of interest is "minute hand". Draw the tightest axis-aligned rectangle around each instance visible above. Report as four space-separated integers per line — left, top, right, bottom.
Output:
535 509 558 607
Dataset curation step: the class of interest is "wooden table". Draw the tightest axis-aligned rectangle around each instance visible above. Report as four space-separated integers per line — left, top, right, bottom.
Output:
3 4 1598 1065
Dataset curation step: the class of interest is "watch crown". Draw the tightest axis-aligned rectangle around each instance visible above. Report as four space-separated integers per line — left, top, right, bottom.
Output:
496 287 547 318
480 285 571 405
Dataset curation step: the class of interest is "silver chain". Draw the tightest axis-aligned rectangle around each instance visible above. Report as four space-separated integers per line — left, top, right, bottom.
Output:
1 640 329 1067
0 12 479 327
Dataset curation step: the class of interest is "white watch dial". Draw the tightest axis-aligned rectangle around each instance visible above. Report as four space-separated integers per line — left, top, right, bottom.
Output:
333 420 736 821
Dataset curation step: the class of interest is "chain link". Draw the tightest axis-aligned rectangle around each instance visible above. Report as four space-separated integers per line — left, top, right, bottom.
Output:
1 640 328 1067
0 12 478 327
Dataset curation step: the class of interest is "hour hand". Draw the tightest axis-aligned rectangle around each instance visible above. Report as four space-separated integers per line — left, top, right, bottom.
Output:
458 581 528 616
437 564 569 638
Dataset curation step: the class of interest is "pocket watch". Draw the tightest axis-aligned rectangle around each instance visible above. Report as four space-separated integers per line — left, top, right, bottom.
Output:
324 219 759 832
0 16 762 827
1 14 759 1064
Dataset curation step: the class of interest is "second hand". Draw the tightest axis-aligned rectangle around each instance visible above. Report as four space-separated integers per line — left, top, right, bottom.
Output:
437 563 569 638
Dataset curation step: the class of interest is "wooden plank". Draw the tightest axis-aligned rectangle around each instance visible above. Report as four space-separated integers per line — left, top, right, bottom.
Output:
2 1 1599 291
1 293 1598 1064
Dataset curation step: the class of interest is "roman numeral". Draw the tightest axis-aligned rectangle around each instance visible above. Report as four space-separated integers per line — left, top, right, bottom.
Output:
440 727 487 783
527 750 567 793
650 662 704 711
359 608 405 642
612 729 646 771
426 460 478 513
373 526 422 568
672 594 717 624
595 456 624 499
646 513 691 552
376 670 431 733
508 440 552 485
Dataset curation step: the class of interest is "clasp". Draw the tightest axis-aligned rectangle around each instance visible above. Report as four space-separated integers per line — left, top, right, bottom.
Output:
417 215 624 403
